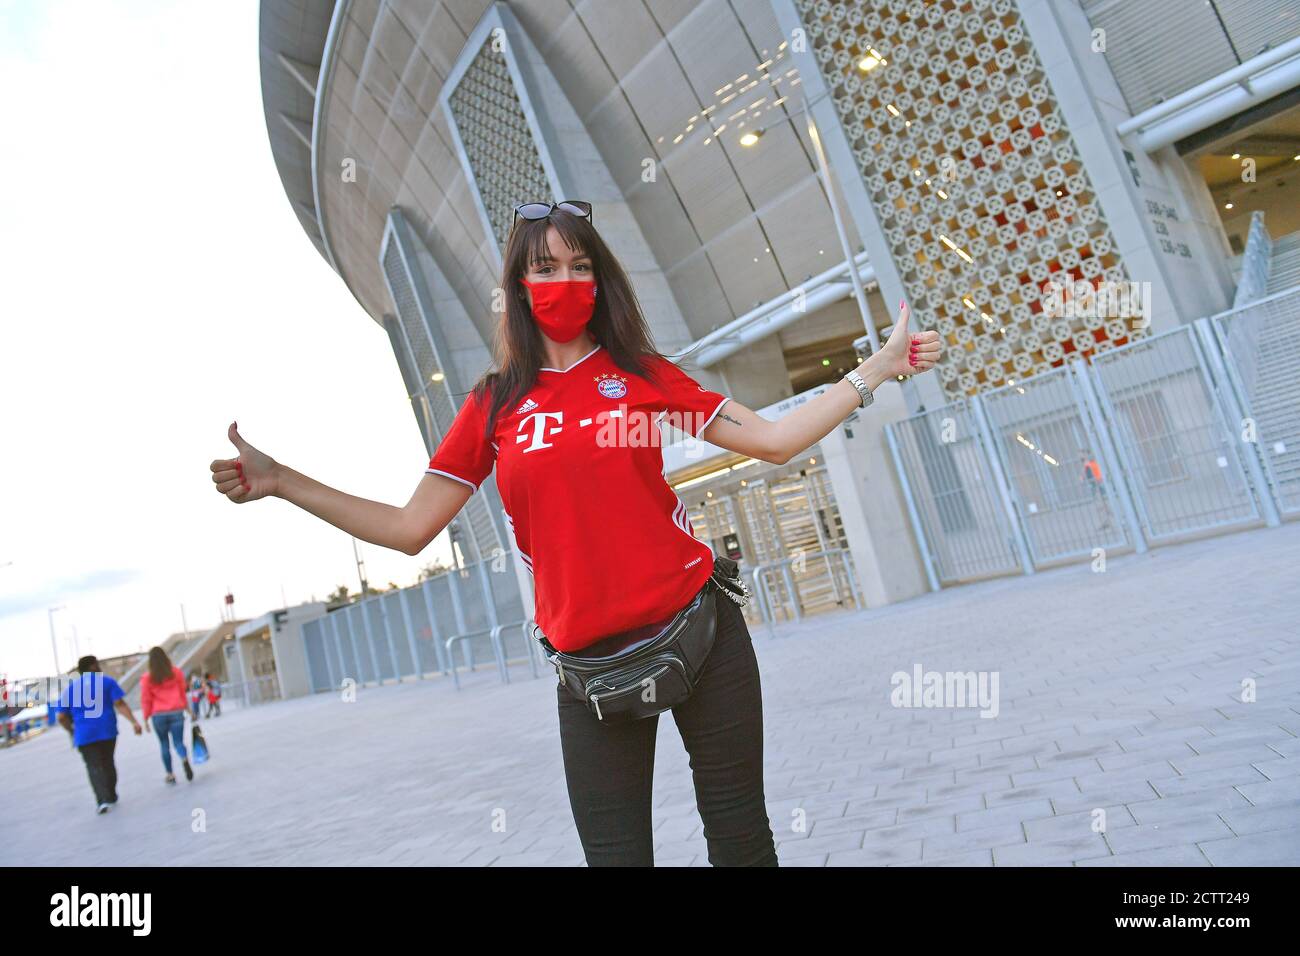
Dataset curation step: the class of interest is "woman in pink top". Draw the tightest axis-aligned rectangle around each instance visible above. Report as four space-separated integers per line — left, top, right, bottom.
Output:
140 647 193 784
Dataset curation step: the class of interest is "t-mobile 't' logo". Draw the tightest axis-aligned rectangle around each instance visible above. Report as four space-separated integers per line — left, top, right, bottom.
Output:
516 411 564 453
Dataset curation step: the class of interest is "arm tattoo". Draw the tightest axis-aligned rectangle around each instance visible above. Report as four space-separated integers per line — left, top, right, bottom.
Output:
716 411 743 426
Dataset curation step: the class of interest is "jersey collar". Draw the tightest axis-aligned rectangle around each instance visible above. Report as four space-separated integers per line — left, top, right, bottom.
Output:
538 343 601 374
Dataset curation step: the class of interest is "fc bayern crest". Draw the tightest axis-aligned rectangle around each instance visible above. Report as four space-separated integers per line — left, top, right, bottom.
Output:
595 372 628 399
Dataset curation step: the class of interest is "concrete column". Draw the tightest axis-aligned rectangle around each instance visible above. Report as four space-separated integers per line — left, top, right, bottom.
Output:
817 382 932 607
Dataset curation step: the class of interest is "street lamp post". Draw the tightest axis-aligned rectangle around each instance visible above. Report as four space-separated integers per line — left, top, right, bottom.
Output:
48 605 67 675
351 536 370 598
736 89 881 354
802 92 880 354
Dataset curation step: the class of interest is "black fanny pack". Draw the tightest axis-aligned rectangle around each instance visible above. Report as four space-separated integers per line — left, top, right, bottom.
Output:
534 555 750 722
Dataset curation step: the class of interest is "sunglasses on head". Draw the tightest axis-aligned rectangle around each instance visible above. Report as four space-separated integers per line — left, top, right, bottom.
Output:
513 199 593 226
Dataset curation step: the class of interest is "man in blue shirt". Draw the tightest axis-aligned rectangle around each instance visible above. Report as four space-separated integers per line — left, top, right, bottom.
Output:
53 655 142 813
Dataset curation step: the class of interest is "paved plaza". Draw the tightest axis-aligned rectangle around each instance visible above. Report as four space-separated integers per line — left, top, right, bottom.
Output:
4 522 1300 867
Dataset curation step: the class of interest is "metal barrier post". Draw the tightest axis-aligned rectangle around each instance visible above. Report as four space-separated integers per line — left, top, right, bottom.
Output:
397 590 425 681
378 594 402 682
419 578 450 674
1075 356 1160 546
780 562 802 623
317 620 335 692
885 422 942 591
446 570 472 671
1193 317 1282 527
1068 358 1150 553
328 614 346 688
475 559 502 671
970 394 1036 575
357 600 383 684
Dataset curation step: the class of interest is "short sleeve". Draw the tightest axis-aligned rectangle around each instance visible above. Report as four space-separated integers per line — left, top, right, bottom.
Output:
650 356 730 438
426 390 497 492
107 677 124 703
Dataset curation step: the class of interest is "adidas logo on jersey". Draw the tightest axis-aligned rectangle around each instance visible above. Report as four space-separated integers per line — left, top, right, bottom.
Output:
515 397 538 415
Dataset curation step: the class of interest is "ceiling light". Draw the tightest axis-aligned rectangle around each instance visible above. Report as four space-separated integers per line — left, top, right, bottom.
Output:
859 55 881 71
1224 202 1233 209
739 130 762 146
1231 152 1240 159
674 467 732 490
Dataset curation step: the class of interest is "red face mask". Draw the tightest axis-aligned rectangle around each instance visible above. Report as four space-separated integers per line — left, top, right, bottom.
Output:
519 278 597 342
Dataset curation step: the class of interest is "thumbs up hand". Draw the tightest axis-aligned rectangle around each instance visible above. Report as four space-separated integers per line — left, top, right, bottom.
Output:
877 300 942 379
209 422 280 503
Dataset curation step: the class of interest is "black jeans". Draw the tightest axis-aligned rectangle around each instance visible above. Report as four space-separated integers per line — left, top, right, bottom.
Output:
557 587 778 866
79 737 118 805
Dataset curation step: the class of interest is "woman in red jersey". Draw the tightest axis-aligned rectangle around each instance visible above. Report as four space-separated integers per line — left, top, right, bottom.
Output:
209 201 941 866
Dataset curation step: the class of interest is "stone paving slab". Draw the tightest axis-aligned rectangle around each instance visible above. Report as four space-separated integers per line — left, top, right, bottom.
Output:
2 521 1299 866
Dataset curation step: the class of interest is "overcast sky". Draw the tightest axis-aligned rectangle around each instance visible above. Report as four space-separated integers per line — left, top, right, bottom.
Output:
0 0 454 677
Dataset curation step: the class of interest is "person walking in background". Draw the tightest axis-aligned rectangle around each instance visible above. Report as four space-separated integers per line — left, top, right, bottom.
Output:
1082 454 1103 497
53 655 142 814
188 673 204 720
1081 453 1112 531
140 647 193 785
203 673 222 718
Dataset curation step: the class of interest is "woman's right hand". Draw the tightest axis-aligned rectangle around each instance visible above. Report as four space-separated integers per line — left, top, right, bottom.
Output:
210 421 279 503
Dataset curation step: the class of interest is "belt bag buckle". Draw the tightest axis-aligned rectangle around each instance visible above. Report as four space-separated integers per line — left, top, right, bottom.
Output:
548 581 719 722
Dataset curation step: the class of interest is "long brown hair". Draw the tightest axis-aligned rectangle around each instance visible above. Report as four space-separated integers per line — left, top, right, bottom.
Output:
147 646 177 686
473 207 677 440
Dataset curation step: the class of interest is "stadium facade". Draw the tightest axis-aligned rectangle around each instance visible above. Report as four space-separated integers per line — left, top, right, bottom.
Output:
260 0 1300 630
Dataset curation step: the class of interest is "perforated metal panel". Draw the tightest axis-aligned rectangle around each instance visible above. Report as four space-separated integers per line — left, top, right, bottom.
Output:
794 0 1138 398
447 35 551 250
380 215 503 564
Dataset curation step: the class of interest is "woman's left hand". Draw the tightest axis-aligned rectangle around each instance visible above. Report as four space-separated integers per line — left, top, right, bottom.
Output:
876 300 942 378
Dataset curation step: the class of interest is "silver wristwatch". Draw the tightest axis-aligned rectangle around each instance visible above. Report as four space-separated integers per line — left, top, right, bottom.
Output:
844 369 874 408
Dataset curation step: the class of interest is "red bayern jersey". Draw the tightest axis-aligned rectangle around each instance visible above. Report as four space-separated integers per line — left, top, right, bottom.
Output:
425 343 731 652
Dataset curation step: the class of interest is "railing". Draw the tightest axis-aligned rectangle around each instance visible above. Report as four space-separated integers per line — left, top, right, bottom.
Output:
1234 211 1273 308
445 619 539 690
301 552 539 696
1209 285 1300 515
747 549 863 636
221 675 280 708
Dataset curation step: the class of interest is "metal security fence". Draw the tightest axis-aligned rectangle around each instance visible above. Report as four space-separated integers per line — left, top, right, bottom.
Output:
885 403 1025 585
1090 326 1259 540
301 552 538 693
979 365 1133 566
887 309 1295 587
1211 286 1300 515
